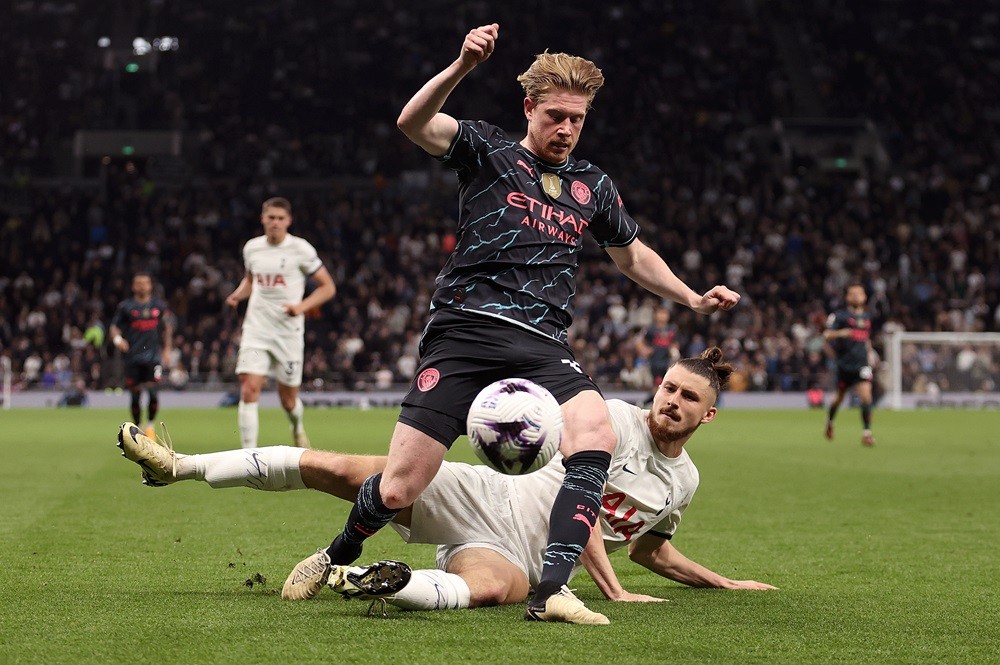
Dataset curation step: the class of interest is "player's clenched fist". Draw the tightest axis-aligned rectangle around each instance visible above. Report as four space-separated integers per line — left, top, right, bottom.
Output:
460 23 499 67
693 285 741 314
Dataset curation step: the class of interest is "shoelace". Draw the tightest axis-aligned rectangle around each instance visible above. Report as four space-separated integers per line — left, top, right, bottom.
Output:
157 421 177 479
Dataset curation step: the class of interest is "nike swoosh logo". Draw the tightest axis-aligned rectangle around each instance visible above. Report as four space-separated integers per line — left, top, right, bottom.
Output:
622 464 637 475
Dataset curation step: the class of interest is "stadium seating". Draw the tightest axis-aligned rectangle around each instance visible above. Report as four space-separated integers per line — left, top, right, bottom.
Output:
1 1 997 394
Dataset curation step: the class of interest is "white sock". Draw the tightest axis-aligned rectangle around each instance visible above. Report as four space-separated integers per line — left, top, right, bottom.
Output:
286 397 305 434
174 446 307 490
387 569 471 611
238 400 259 448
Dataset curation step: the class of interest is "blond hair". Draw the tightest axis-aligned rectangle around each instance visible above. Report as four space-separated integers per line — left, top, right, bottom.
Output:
516 51 605 107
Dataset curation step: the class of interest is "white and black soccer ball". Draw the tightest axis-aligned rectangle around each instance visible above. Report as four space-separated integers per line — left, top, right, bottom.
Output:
466 378 563 475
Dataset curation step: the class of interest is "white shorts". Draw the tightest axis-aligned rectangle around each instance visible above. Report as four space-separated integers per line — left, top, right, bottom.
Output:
389 461 562 589
235 338 305 387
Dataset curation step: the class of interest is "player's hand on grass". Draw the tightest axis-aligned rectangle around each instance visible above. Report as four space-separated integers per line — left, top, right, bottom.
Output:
460 23 499 69
724 580 778 590
692 285 741 314
612 590 669 602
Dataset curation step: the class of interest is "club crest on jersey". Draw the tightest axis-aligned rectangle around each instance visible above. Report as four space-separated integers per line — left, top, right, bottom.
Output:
541 173 562 198
571 180 591 205
416 368 440 392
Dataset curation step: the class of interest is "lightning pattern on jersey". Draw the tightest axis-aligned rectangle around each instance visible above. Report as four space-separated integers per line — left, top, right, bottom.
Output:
432 120 640 343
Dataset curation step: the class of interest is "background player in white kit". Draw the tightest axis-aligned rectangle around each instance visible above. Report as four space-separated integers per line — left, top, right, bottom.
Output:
117 348 776 623
225 197 336 448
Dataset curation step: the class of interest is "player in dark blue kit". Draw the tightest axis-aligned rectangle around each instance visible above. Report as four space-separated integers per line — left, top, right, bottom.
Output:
823 283 877 447
109 273 173 438
285 23 742 624
636 307 680 404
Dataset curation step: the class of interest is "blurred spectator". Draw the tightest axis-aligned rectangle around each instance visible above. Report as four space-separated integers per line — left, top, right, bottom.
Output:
0 1 997 395
57 377 90 407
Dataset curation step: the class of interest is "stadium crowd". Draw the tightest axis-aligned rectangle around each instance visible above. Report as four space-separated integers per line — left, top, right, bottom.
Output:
1 0 998 397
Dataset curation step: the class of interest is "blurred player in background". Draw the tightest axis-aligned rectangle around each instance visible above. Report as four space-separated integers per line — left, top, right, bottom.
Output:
823 283 877 447
116 348 776 623
225 197 336 449
636 306 680 404
281 24 740 625
109 272 173 437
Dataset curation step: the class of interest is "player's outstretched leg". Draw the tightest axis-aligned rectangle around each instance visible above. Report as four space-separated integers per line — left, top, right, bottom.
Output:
327 560 413 598
328 562 476 614
524 586 609 625
117 422 176 486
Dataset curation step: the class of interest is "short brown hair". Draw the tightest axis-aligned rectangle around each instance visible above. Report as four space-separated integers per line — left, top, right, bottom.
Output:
262 197 292 214
846 282 866 294
516 51 605 107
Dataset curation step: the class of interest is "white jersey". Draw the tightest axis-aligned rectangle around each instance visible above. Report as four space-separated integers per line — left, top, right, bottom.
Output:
511 399 699 553
600 399 699 551
399 399 699 587
240 234 323 344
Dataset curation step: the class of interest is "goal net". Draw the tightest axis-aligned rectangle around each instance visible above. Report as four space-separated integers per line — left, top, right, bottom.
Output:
884 331 1000 409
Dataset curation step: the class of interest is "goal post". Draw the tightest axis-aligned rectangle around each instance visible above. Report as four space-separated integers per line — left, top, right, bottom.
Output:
885 330 1000 409
1 356 11 410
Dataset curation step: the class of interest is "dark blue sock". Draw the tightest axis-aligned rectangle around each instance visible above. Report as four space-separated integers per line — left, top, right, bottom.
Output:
147 389 159 422
325 473 399 565
130 391 142 424
532 450 612 605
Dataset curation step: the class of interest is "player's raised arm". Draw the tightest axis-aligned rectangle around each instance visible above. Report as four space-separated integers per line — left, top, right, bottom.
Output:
606 239 741 315
397 23 499 156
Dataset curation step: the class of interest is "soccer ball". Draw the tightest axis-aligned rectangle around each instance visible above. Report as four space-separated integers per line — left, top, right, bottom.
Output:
466 378 563 475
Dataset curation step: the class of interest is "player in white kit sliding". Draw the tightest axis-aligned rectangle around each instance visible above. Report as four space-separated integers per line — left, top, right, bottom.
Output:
117 348 776 623
225 197 336 449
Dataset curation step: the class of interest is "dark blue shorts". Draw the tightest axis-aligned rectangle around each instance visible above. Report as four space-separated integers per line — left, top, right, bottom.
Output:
399 309 600 448
836 365 873 391
124 360 162 389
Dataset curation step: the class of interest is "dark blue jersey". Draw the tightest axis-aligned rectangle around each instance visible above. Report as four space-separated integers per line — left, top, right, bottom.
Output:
826 309 872 371
110 297 170 365
432 120 640 344
644 323 679 372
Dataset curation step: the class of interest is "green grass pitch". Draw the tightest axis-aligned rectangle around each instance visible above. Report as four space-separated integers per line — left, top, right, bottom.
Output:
1 406 998 664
